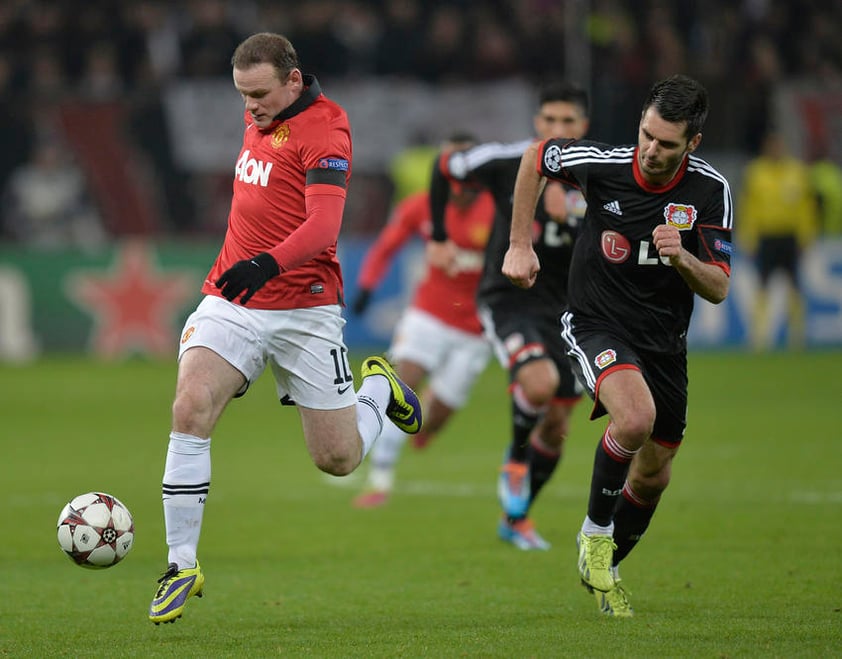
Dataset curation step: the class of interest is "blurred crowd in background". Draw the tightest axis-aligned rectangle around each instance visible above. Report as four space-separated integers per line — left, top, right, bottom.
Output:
0 0 841 245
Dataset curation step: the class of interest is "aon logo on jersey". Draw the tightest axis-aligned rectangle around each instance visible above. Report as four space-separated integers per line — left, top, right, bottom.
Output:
235 150 273 187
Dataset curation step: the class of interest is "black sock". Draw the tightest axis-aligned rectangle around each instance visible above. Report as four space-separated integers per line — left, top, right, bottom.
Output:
612 483 658 564
508 389 540 462
587 428 635 526
529 441 560 506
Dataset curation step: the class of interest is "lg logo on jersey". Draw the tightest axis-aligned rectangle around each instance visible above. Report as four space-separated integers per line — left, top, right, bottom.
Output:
235 149 273 187
601 230 670 266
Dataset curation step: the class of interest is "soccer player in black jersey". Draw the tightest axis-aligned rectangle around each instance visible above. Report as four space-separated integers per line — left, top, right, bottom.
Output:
429 82 590 550
504 74 733 616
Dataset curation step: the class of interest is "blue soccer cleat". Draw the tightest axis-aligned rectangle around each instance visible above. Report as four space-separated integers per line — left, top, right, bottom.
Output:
498 517 551 551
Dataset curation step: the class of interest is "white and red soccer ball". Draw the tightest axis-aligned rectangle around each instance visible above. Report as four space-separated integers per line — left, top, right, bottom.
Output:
56 492 134 569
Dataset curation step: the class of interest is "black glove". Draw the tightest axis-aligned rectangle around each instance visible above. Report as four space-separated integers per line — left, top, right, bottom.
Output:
351 289 372 315
215 252 280 305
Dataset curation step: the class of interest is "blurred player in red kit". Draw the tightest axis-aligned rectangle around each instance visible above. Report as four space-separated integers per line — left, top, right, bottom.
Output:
351 134 495 508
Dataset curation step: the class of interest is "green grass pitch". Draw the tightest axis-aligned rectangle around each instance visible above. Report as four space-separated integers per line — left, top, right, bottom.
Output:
1 351 840 657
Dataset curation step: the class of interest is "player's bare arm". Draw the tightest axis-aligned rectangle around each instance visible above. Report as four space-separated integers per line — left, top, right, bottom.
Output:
502 142 543 289
652 224 730 304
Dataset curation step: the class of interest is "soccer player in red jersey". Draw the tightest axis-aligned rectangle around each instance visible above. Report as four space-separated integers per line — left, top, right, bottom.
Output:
350 134 496 508
504 75 733 616
148 32 422 625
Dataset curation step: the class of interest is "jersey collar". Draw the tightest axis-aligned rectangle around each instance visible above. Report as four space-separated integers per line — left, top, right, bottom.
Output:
270 74 321 124
632 146 689 193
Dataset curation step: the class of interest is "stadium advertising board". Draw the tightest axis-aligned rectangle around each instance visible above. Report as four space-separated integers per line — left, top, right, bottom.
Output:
0 239 841 361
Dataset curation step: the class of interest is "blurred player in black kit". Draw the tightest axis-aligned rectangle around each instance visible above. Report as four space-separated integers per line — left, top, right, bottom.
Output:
504 74 733 616
428 81 589 550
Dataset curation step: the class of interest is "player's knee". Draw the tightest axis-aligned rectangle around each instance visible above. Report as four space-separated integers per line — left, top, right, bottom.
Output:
628 470 669 500
538 419 568 450
311 445 358 476
516 359 559 407
171 388 213 436
314 455 356 476
612 405 655 444
518 376 557 407
539 432 565 453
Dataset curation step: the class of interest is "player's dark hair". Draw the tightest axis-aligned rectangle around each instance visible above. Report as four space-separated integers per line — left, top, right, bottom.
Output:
642 74 709 139
445 131 478 145
537 81 589 116
231 33 300 79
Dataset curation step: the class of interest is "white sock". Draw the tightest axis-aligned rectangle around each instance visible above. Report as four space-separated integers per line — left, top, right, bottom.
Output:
355 374 392 458
367 464 396 492
581 516 614 537
162 431 210 570
365 420 406 490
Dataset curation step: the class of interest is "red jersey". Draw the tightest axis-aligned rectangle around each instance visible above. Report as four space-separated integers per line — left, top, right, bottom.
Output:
358 190 494 334
202 76 352 309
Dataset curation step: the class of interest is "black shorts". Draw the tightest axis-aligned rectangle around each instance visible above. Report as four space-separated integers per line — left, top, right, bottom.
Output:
560 311 688 445
757 235 798 285
479 303 582 402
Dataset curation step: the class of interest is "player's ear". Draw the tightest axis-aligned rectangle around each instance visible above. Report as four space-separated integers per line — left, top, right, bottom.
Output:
286 68 303 86
687 133 702 153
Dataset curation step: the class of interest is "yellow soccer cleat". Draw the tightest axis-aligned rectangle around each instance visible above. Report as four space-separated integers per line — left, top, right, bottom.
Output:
360 356 422 434
148 561 204 624
594 581 634 617
576 532 617 592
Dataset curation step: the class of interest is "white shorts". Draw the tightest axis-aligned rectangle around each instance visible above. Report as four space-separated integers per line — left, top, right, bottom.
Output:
178 295 356 410
388 307 491 409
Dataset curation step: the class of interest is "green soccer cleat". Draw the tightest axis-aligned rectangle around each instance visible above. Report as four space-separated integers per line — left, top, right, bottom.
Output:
594 581 634 617
148 561 204 624
360 356 422 434
576 532 617 592
580 572 634 617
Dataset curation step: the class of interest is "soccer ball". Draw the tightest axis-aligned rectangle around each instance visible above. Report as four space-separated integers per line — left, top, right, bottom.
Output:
56 492 134 569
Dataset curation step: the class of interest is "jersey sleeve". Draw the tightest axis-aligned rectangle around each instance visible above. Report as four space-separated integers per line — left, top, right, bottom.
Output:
695 184 735 276
358 193 428 290
301 108 352 197
442 143 514 190
269 103 352 271
430 153 450 241
536 138 582 187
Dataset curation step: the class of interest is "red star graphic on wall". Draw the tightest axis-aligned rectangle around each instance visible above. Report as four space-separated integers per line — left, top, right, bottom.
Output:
67 242 199 358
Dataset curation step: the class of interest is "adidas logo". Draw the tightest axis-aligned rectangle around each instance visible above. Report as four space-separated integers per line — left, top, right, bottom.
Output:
603 200 622 215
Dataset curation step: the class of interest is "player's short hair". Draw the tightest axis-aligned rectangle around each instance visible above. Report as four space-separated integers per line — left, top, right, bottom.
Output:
231 33 300 80
642 74 709 139
537 81 589 116
445 131 478 146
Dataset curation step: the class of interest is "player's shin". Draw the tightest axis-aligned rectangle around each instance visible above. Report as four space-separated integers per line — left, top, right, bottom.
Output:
509 384 544 461
355 390 387 459
586 427 636 528
162 431 210 569
611 481 659 564
528 437 560 505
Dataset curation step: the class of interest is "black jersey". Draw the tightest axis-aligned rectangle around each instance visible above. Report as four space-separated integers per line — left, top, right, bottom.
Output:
536 138 733 353
432 139 585 313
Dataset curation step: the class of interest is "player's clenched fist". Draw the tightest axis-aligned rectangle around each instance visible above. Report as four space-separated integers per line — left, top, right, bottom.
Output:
502 243 540 289
652 224 684 265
